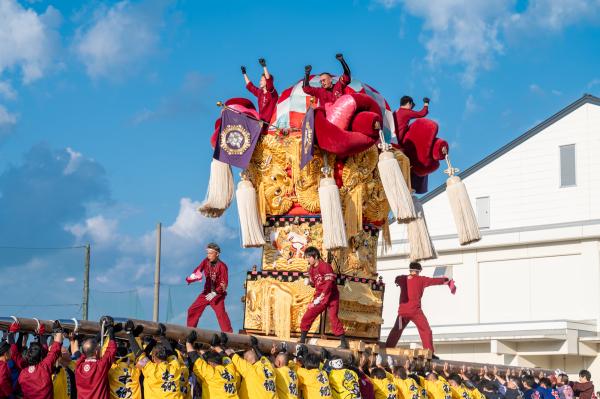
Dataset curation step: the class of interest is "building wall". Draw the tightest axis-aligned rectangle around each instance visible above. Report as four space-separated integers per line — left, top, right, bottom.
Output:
378 99 600 377
379 237 600 330
388 102 600 239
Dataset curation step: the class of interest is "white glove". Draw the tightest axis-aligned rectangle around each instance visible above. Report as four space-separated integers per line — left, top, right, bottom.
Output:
304 278 310 286
205 292 217 301
313 296 322 306
376 354 383 367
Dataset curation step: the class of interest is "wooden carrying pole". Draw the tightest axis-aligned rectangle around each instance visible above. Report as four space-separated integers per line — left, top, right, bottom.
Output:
0 316 553 374
0 317 405 367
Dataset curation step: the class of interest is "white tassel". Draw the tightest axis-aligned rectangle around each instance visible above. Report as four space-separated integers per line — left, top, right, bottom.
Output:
198 159 234 218
319 177 347 249
378 151 416 223
236 178 266 248
407 195 437 261
446 175 481 245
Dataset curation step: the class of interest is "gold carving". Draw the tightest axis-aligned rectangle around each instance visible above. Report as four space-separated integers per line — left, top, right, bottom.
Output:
243 277 320 337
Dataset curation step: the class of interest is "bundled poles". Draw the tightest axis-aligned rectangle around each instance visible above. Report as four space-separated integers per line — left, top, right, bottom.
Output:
0 317 379 367
443 150 481 245
0 316 557 374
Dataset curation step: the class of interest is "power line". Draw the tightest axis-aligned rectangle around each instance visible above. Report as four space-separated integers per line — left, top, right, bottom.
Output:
0 303 81 307
0 245 87 250
91 289 138 294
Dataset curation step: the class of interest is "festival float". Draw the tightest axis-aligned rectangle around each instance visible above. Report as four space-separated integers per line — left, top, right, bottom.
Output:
197 68 482 345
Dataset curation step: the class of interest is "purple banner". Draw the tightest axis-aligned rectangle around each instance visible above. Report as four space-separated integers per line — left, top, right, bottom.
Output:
213 109 262 169
300 107 315 169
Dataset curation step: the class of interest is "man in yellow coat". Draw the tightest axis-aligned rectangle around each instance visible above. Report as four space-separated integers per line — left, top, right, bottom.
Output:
224 336 277 399
186 331 240 399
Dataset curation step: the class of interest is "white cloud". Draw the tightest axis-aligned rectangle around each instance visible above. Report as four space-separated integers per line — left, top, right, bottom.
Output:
529 84 544 95
382 0 508 86
509 0 600 31
63 147 84 175
90 197 236 288
0 0 61 83
0 105 17 127
131 108 154 125
0 82 17 100
464 94 478 115
65 277 76 283
587 78 600 90
73 1 163 79
376 0 600 85
66 215 119 245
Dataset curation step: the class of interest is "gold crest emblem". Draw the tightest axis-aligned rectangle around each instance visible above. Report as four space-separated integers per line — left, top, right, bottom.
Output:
220 124 251 155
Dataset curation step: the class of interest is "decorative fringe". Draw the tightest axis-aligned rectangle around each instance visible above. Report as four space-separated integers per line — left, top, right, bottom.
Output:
407 195 437 261
273 290 292 340
344 185 363 239
257 181 266 224
235 179 266 248
378 151 416 223
198 159 234 218
394 149 412 190
381 216 392 255
446 175 481 245
262 287 271 335
318 177 347 249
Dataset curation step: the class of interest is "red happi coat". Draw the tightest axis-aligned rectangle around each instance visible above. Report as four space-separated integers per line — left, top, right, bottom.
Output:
246 76 278 123
190 259 229 296
308 260 339 303
17 341 61 399
302 74 351 106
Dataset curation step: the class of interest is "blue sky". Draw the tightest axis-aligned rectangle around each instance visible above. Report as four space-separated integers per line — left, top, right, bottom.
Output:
1 0 599 329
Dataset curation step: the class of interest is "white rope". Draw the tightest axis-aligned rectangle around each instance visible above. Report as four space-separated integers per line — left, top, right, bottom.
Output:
71 318 79 333
9 315 18 324
33 318 41 334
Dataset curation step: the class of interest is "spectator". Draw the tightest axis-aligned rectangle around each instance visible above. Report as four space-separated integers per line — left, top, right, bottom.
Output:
482 381 504 399
522 375 540 399
536 378 558 399
557 374 574 399
573 370 595 399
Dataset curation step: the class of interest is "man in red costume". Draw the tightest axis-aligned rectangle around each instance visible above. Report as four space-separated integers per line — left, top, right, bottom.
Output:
17 321 64 399
0 341 12 399
186 242 233 332
298 246 349 349
75 316 117 399
385 262 450 358
393 95 430 143
242 57 278 124
302 53 351 107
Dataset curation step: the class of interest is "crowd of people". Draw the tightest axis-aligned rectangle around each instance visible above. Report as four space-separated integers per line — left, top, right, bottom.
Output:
0 316 596 399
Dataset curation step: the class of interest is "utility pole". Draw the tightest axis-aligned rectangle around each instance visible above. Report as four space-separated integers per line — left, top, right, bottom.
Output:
153 223 162 322
82 244 91 320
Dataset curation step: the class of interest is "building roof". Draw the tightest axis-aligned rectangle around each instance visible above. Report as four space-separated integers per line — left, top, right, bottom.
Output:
421 93 600 203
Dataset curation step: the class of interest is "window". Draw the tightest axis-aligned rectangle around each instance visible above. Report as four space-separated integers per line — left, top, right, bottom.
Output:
560 144 576 187
476 196 490 229
433 265 453 279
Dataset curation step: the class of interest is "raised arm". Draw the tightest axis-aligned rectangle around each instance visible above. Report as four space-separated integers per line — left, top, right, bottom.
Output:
41 321 64 369
336 53 351 80
259 58 270 80
424 276 449 288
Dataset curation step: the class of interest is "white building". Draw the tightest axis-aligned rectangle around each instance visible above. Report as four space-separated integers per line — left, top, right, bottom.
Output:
378 94 600 376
